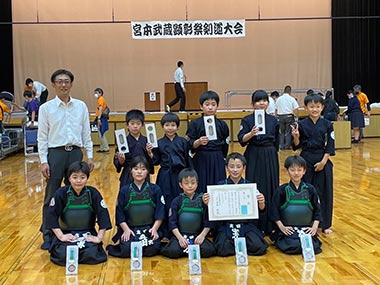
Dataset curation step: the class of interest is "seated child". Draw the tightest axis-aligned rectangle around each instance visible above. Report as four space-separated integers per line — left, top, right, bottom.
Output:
107 156 165 258
270 155 322 254
204 152 268 256
46 161 112 266
161 168 215 258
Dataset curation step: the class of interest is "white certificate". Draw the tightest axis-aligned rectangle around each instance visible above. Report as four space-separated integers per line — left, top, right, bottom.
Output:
203 115 217 141
145 123 158 148
254 109 266 135
207 183 258 221
115 128 129 153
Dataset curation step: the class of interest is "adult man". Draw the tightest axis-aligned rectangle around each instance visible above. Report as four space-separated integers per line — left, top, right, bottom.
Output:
267 91 279 116
38 69 94 250
275 85 299 149
166 61 186 112
26 78 49 104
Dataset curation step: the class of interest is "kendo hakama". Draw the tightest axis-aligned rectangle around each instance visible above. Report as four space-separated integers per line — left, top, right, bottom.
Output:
46 185 112 266
161 193 216 258
238 112 280 235
107 182 165 258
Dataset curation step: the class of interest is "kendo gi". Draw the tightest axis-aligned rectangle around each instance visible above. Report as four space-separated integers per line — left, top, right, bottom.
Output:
270 181 322 254
238 111 280 234
46 185 112 266
293 117 335 230
213 178 268 256
107 181 165 258
113 134 154 189
186 115 229 193
161 193 216 258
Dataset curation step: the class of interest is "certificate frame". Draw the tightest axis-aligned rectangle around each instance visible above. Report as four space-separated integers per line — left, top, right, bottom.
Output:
207 183 258 221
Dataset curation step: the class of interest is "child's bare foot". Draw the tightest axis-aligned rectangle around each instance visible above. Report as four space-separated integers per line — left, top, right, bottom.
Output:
322 228 333 235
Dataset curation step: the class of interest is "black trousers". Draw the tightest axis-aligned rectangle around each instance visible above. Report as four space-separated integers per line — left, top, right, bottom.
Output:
168 83 186 111
40 89 49 105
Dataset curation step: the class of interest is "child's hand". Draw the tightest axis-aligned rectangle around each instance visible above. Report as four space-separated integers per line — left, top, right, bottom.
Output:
250 126 259 137
280 225 294 236
178 236 189 248
148 227 159 240
198 136 209 145
146 143 154 158
256 192 265 210
194 234 205 245
291 122 299 138
304 226 318 236
121 228 135 242
84 234 102 244
202 193 210 205
60 233 78 243
117 152 125 164
314 161 326 172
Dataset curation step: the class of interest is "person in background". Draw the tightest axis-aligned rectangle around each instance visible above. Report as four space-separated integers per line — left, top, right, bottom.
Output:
0 93 12 133
345 90 364 143
38 69 94 250
25 77 49 105
353 84 370 140
267 91 279 116
275 85 299 150
167 61 186 112
94 88 109 153
322 91 340 121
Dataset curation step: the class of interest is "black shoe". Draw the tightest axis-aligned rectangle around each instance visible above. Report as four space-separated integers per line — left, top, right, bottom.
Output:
351 139 360 144
40 241 51 250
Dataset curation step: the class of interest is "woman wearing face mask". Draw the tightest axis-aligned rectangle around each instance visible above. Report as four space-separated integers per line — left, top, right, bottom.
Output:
94 88 109 152
346 90 364 144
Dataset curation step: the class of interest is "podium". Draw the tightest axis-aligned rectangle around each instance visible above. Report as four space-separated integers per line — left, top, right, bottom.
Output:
164 82 208 111
144 92 161 112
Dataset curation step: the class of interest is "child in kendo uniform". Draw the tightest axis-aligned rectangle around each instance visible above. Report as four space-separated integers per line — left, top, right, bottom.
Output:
203 152 268 256
161 168 215 258
107 156 165 258
46 161 112 266
270 155 322 254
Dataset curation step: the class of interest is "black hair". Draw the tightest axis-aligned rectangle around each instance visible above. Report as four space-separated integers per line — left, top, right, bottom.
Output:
225 152 247 166
325 91 333 99
23 91 33 98
178 168 198 182
270 91 279 98
251 90 268 103
284 85 292 93
304 94 324 106
50 69 74 83
284 155 307 170
306 89 314 95
130 156 150 170
126 109 145 124
353 84 361 91
160 112 180 127
94 88 104 95
67 161 90 178
347 89 354 94
25 78 33 85
199 90 220 106
177 61 184 67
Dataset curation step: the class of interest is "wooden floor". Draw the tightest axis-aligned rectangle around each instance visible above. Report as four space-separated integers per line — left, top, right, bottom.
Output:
1 139 380 285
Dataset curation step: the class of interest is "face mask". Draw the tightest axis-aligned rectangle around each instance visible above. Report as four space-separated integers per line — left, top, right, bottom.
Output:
94 94 99 98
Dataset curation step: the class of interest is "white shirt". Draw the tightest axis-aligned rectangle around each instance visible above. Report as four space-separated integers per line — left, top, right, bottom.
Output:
37 96 93 164
33 81 47 99
275 93 299 115
174 67 185 88
267 96 276 115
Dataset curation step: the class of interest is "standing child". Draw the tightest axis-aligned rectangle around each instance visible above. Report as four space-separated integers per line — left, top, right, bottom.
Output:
204 152 268 256
186 91 229 193
161 168 215 258
114 109 154 189
107 156 165 258
270 155 322 254
151 112 193 234
237 90 280 234
46 161 112 266
291 94 335 234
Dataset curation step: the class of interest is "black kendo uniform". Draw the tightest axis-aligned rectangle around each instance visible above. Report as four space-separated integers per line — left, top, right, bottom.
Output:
213 178 268 257
107 181 165 258
46 185 112 266
270 181 322 254
161 193 216 258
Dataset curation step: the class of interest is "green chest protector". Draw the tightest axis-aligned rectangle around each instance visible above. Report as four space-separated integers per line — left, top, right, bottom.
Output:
280 183 314 227
178 194 204 234
59 187 95 231
125 183 156 227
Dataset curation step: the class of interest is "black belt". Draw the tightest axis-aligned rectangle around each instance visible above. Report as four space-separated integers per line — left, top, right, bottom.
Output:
50 145 80 152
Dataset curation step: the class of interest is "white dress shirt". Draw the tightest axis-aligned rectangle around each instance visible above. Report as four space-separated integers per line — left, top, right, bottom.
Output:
33 81 47 99
174 67 185 88
267 96 276 115
38 96 93 164
275 93 299 115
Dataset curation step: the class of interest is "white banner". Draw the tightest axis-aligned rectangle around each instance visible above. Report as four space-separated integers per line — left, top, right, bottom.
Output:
131 19 245 39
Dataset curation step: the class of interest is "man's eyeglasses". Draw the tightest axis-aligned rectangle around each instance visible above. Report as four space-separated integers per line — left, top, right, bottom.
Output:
54 80 71 85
